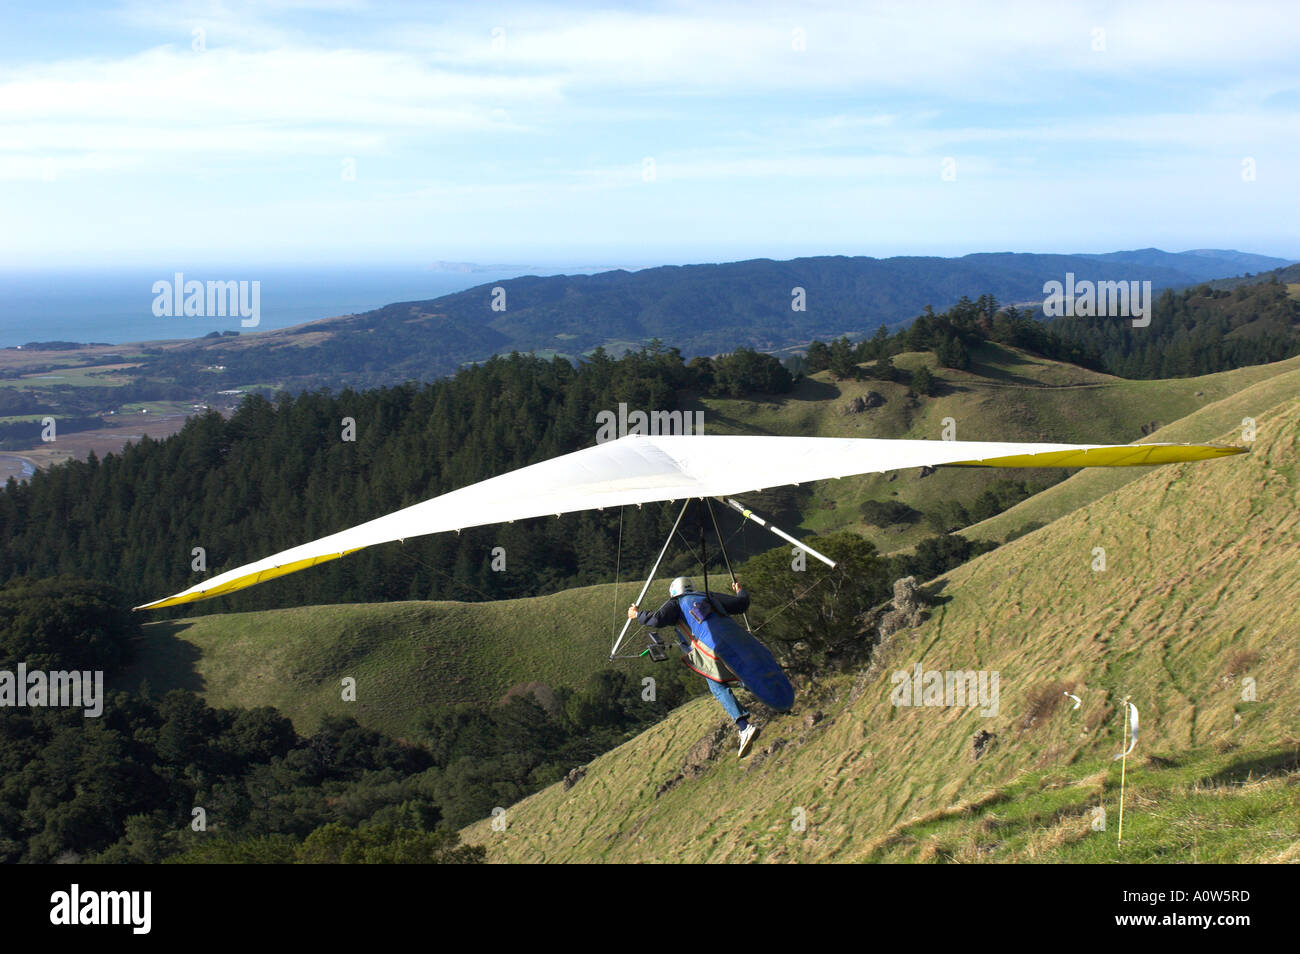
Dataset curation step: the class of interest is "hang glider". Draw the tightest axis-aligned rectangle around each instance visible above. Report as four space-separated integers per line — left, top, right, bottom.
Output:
134 434 1244 611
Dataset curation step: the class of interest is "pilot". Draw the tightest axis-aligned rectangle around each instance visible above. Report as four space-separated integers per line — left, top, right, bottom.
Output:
629 577 759 757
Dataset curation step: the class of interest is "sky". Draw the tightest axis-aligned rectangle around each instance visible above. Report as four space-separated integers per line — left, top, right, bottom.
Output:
2 0 1298 268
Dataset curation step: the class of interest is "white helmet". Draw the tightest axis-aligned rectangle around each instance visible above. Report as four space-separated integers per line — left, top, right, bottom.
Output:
669 577 695 598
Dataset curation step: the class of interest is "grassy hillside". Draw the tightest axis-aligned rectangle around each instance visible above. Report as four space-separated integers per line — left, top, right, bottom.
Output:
859 746 1300 863
122 582 669 738
965 352 1300 543
696 343 1299 552
461 391 1300 862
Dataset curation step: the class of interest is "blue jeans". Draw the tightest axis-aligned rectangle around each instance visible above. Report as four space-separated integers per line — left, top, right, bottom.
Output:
707 678 748 725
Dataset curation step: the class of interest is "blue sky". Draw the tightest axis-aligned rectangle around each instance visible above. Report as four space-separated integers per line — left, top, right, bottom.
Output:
3 0 1298 268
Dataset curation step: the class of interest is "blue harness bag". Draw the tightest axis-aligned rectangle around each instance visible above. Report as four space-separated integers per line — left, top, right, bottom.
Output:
673 592 795 711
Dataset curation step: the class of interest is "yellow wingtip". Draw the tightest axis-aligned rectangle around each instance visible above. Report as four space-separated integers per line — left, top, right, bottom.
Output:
133 548 363 612
945 443 1247 469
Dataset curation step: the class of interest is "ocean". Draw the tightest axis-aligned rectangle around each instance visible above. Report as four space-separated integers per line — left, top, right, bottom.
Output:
0 266 530 348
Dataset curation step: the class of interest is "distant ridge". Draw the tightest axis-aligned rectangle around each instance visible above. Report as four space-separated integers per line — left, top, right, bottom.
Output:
136 247 1295 389
1073 247 1292 280
369 248 1291 359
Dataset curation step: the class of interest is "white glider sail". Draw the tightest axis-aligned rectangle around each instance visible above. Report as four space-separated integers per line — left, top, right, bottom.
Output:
135 434 1243 610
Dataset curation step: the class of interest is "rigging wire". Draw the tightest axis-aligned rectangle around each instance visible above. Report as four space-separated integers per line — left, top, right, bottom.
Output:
671 524 705 570
698 498 708 599
669 500 743 573
398 541 500 603
608 498 692 658
750 567 838 634
707 497 750 631
605 495 838 659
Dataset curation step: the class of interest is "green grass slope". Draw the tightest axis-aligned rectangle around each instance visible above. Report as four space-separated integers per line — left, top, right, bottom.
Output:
122 583 663 738
693 344 1300 553
462 392 1300 862
859 746 1300 863
965 352 1300 543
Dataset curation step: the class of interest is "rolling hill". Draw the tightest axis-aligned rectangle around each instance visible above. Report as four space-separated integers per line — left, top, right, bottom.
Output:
459 390 1300 862
119 583 668 739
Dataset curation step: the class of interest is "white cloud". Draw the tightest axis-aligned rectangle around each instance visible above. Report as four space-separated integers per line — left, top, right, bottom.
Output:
4 0 1298 260
0 43 555 175
392 1 1300 97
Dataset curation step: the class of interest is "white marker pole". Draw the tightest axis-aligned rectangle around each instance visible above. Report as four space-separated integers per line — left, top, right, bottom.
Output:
1115 700 1139 847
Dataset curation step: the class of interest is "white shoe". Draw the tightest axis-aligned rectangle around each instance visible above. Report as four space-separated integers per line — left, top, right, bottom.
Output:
738 723 759 758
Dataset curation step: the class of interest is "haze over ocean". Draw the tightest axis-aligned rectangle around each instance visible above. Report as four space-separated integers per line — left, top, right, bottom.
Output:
0 266 526 348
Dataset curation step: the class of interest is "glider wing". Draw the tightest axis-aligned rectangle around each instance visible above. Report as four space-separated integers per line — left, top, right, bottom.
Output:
135 434 1243 610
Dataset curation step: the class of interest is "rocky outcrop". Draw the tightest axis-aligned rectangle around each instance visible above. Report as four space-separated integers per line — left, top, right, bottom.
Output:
842 391 885 414
857 576 928 646
563 766 587 790
656 723 730 797
971 730 996 760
